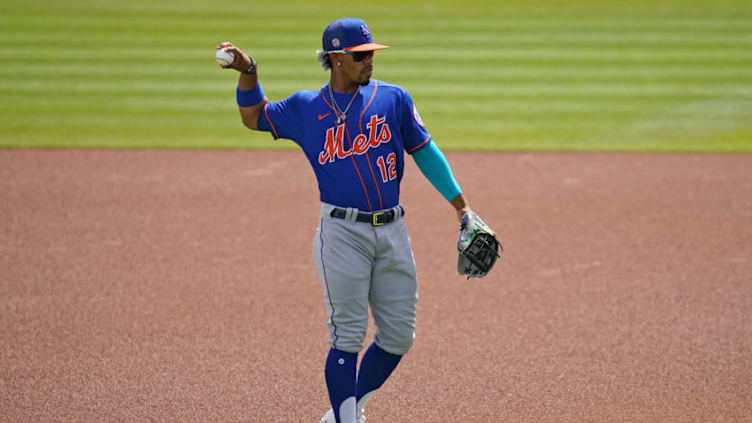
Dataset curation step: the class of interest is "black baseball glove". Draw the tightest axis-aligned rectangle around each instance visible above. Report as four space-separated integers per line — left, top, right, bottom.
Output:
457 212 501 279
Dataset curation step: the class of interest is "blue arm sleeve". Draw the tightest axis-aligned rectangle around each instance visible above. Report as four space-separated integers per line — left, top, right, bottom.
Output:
412 141 462 202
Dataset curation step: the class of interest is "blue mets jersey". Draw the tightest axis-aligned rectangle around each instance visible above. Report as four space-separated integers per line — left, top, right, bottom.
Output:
257 79 431 212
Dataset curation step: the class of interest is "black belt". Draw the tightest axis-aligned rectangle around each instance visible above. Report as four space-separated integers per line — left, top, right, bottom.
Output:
330 206 405 226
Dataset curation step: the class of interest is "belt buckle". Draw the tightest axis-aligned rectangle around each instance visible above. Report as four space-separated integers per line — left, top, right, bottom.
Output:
372 212 385 226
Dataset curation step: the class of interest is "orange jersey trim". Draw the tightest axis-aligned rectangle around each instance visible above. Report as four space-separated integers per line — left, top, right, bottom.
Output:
358 80 379 134
345 124 383 211
407 135 431 153
357 81 383 210
349 153 373 212
320 90 341 122
263 104 279 139
364 150 383 210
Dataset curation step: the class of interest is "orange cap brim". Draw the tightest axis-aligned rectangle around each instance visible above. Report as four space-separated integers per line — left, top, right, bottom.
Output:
344 43 390 52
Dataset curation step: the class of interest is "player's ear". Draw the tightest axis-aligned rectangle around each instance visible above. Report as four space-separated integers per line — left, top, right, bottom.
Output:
330 52 343 66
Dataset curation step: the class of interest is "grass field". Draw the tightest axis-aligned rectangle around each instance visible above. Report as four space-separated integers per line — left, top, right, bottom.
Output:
1 0 751 152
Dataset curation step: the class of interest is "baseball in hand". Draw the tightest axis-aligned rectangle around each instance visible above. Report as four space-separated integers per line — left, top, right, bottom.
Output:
216 48 235 67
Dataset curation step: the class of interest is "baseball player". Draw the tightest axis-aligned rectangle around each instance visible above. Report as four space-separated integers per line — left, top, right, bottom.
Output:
218 18 476 423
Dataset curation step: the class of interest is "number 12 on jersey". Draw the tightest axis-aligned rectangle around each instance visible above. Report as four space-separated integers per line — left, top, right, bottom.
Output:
376 153 397 183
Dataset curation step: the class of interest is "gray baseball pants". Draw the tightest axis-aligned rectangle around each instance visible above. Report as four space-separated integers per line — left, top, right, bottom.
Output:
312 202 418 356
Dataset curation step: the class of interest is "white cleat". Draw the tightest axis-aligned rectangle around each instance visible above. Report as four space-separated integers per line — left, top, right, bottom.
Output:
319 408 366 423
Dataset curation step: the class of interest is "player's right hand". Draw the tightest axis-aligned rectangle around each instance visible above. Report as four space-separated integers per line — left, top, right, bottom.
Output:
216 42 253 72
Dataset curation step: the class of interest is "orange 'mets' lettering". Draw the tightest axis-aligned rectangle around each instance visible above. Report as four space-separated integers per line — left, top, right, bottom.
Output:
318 114 392 164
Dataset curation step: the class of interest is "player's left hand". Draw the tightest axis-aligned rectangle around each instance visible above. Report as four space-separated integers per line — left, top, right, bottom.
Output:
456 206 471 223
457 212 501 279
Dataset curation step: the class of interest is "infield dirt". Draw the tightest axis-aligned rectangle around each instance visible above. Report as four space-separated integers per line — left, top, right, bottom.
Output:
1 150 750 422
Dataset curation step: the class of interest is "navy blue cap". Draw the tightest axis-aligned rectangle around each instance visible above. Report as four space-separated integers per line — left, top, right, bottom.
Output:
322 18 389 52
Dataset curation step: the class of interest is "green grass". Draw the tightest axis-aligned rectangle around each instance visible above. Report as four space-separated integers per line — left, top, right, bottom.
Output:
1 0 751 152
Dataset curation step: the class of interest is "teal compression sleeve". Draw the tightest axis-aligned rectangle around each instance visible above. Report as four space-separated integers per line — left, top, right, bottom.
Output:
412 141 462 202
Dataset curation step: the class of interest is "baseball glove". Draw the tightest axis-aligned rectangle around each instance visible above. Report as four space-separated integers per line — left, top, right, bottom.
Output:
457 212 501 279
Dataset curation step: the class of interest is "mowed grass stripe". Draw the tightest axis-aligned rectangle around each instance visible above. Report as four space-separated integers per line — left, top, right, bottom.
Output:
4 65 748 87
5 11 752 31
0 46 752 67
7 97 747 129
4 26 752 45
4 79 748 98
7 94 702 115
5 92 712 120
3 61 752 75
4 65 750 86
4 70 752 86
4 28 752 46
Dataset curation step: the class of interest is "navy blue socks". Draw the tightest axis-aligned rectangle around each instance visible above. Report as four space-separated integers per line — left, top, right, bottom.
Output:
355 343 402 412
325 344 403 422
325 348 358 423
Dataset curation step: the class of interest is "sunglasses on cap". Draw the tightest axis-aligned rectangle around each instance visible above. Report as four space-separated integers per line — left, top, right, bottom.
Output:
329 50 374 62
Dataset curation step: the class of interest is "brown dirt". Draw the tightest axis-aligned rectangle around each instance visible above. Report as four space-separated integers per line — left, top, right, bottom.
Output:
1 150 751 422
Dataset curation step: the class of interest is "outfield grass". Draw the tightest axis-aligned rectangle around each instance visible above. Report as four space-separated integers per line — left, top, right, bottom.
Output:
1 0 751 152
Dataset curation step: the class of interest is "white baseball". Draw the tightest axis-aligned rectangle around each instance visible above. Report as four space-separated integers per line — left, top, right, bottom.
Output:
216 48 235 67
